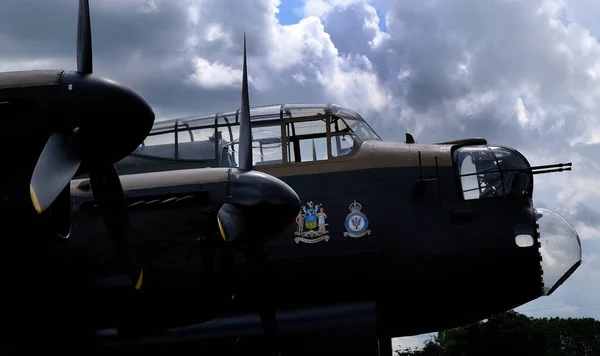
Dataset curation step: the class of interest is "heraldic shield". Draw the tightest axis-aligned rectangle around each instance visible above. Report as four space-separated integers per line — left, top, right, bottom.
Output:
294 201 329 244
343 200 371 238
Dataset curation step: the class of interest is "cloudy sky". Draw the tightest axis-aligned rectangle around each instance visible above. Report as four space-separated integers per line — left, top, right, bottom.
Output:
2 0 599 351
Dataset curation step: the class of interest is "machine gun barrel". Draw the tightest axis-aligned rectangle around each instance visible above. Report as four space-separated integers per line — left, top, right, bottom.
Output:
530 162 572 175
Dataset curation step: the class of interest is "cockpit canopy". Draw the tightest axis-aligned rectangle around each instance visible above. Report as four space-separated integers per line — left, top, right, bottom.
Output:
130 103 380 168
454 145 533 200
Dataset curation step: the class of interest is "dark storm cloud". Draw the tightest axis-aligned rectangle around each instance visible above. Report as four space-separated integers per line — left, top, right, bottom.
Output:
322 2 382 56
368 0 600 155
0 0 287 119
0 0 185 63
0 0 209 117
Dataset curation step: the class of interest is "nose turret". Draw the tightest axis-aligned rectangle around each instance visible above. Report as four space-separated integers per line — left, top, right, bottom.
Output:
452 144 580 297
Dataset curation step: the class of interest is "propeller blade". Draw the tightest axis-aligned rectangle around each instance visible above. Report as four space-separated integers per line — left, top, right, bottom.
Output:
238 32 252 171
90 164 143 290
246 243 281 355
77 0 93 74
49 185 73 239
241 34 280 353
30 131 82 214
217 203 246 242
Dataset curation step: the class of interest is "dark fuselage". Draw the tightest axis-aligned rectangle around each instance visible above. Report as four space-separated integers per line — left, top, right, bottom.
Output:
58 139 544 340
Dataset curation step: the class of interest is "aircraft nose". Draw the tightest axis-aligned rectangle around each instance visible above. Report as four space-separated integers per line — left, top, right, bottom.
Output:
536 207 582 296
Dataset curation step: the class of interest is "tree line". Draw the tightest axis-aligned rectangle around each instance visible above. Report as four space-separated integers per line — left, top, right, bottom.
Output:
396 310 600 356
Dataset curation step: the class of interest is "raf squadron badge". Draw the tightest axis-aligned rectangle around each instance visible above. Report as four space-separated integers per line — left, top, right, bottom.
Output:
343 200 371 238
294 201 330 244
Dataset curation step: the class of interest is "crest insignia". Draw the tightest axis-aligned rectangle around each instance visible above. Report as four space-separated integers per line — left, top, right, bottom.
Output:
294 201 329 244
343 200 371 238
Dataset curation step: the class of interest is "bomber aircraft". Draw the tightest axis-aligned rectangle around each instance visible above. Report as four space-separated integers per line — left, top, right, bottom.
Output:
0 1 582 355
91 108 580 355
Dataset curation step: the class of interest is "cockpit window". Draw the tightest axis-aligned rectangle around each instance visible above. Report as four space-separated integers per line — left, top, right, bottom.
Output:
123 104 379 169
454 145 532 200
132 117 218 162
342 117 380 141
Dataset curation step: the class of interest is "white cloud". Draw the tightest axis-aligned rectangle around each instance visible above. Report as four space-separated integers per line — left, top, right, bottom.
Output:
455 90 499 118
187 57 243 89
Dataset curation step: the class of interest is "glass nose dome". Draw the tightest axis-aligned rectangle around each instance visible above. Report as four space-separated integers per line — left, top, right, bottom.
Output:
536 207 582 296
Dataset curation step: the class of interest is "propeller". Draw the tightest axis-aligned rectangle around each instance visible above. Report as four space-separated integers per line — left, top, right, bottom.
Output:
215 34 287 355
30 130 82 214
29 0 153 290
89 164 143 290
215 34 252 244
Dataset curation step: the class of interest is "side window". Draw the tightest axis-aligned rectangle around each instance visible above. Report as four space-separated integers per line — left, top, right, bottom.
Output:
134 132 176 159
252 125 283 166
330 134 355 157
297 137 327 162
178 126 217 161
177 123 193 146
133 118 223 162
217 115 237 167
329 116 356 158
286 119 329 163
226 122 284 167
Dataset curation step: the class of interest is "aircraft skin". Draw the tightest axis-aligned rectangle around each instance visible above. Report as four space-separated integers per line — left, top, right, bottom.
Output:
50 115 579 348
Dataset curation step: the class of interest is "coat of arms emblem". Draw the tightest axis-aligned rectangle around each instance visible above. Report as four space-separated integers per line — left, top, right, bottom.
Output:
343 200 371 238
294 201 329 244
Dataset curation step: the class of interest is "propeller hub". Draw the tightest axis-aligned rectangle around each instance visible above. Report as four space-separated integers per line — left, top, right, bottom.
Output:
226 168 301 244
58 71 155 164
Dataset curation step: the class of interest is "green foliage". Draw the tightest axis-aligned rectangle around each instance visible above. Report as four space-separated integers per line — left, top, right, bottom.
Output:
395 310 600 356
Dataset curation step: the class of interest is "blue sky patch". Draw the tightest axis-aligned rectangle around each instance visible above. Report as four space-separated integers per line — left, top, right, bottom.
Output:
276 0 303 25
276 0 388 33
376 8 387 32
